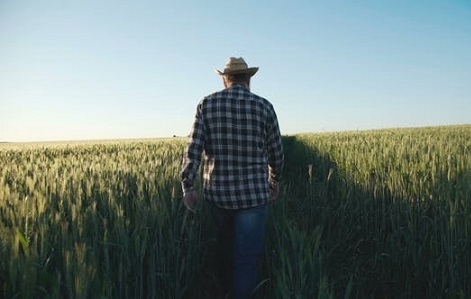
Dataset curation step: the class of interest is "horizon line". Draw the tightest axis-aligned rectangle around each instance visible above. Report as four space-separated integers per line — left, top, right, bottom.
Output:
1 123 469 144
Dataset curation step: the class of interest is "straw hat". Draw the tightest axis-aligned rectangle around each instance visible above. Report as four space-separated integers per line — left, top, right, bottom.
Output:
215 57 259 77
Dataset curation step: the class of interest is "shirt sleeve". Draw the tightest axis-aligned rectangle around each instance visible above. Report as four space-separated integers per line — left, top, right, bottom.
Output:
267 107 284 188
181 102 205 194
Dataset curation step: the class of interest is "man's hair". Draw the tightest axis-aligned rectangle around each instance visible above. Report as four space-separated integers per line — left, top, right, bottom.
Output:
225 73 251 83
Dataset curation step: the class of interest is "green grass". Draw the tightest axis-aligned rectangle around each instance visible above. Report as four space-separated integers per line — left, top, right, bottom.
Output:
1 125 470 298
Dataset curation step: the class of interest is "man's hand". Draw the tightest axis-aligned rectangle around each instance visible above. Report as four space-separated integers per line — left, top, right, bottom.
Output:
183 190 198 212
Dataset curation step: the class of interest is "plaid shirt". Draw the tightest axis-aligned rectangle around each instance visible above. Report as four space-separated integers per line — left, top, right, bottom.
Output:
181 83 284 209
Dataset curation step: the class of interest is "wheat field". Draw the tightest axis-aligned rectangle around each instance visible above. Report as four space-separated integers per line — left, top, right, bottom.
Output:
1 125 470 298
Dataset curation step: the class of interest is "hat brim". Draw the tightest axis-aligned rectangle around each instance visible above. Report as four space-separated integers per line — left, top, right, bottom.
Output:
215 67 259 77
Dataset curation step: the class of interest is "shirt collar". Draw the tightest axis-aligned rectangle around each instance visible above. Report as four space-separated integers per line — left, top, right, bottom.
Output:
230 82 249 90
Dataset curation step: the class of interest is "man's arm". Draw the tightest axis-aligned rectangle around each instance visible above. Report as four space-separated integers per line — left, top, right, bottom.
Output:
181 103 205 199
267 108 284 199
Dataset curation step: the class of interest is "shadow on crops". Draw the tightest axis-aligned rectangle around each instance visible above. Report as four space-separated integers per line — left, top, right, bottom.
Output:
264 136 471 299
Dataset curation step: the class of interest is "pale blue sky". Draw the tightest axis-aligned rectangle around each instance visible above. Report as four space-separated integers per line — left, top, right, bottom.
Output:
1 0 470 142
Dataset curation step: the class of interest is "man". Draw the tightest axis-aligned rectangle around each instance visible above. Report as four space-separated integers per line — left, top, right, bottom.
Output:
181 57 284 299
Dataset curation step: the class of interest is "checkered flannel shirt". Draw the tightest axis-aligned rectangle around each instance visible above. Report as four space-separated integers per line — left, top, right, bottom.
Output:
181 83 284 209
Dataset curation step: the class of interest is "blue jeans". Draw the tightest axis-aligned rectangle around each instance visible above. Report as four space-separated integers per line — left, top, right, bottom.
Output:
211 203 268 299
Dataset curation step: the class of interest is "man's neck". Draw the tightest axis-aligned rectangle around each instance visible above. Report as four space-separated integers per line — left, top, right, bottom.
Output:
228 82 250 90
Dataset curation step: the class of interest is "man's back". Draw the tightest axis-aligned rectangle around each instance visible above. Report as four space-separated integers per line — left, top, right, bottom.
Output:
198 83 282 209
